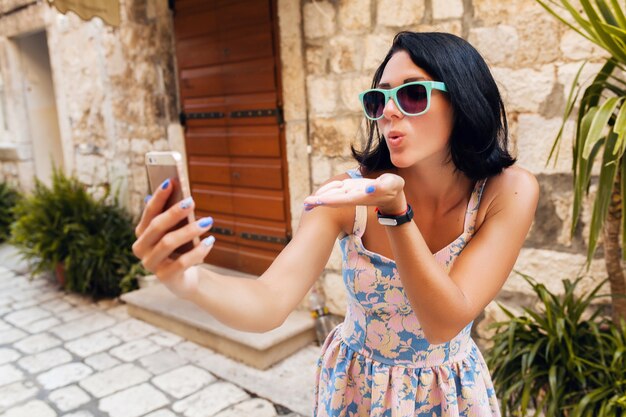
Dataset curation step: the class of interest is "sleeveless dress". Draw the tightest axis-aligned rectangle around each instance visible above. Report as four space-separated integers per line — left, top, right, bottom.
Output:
313 169 500 417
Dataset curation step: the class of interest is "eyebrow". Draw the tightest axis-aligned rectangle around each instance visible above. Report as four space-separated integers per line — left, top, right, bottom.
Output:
377 77 428 88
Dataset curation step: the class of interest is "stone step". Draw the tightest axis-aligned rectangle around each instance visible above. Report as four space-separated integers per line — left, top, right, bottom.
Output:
120 266 316 370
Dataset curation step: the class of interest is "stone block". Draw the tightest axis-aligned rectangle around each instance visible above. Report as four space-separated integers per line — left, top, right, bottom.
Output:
339 75 371 113
491 65 555 113
172 381 250 417
37 363 93 390
468 26 519 67
311 154 332 187
50 312 116 341
303 2 336 39
65 330 122 357
513 9 561 66
524 174 581 249
138 348 188 375
0 364 24 389
214 398 278 417
49 385 91 412
432 0 464 19
363 33 394 71
99 383 169 417
338 0 371 33
505 247 608 297
0 381 38 411
109 339 161 362
311 117 361 157
560 30 609 61
108 318 157 342
514 114 574 174
0 347 20 366
556 61 605 98
18 347 72 373
2 400 56 417
307 76 338 116
151 365 215 399
329 36 361 73
377 0 425 27
305 45 328 76
79 363 150 398
416 20 463 37
11 333 61 354
83 352 121 371
322 271 347 316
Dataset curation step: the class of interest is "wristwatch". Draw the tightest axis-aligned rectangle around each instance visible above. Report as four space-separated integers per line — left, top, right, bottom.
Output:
376 204 414 226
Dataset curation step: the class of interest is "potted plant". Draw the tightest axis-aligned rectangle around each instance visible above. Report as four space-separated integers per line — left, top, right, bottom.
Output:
11 169 144 297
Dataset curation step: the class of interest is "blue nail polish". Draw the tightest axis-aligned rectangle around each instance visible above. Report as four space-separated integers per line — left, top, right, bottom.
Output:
179 197 193 209
161 179 170 190
144 194 152 203
198 217 213 228
202 236 215 247
366 185 376 194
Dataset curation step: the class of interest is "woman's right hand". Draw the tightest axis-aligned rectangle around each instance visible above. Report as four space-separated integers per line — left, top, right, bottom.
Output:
132 178 215 299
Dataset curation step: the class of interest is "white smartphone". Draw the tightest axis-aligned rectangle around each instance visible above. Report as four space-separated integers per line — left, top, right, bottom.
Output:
145 151 199 255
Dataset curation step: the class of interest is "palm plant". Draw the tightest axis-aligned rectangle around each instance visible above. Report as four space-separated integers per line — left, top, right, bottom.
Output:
540 0 626 323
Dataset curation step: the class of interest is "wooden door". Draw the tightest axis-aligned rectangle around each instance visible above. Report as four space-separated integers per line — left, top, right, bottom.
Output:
172 0 291 275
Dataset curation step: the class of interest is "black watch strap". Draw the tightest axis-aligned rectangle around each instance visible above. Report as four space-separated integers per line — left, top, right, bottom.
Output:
376 204 414 226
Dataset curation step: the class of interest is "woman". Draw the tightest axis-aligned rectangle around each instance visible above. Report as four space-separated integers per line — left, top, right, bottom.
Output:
133 32 539 416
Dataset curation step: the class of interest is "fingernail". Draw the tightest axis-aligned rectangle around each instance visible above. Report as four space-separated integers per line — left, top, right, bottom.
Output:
198 217 213 228
144 194 152 203
202 236 215 247
365 185 376 194
179 197 194 209
161 179 170 190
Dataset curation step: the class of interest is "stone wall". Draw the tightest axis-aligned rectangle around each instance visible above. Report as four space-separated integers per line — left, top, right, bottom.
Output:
297 0 612 343
0 0 615 344
0 0 179 212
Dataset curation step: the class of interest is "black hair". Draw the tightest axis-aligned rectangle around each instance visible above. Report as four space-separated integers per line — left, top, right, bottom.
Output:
352 31 515 181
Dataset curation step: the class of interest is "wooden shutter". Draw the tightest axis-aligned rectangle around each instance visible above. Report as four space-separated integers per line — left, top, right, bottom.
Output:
172 0 290 275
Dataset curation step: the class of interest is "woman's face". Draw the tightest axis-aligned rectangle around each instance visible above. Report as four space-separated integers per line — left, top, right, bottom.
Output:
376 50 454 169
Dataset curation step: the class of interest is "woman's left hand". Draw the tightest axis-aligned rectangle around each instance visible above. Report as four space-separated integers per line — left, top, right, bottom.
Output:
303 172 407 213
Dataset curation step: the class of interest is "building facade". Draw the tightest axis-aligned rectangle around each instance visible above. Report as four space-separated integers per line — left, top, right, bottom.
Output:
0 0 611 342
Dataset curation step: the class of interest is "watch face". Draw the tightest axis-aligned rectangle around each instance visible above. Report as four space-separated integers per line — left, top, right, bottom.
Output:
378 218 398 226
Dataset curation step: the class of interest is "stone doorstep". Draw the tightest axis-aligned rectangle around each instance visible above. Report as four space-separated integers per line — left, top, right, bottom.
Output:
120 277 316 370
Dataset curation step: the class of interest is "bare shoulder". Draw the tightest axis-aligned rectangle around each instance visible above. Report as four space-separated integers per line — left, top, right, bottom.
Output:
478 165 540 224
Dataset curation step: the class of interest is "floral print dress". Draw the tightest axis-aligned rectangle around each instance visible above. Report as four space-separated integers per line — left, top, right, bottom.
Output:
314 169 500 417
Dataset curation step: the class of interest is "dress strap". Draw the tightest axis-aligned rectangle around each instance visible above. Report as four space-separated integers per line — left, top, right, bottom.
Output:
338 168 368 238
463 178 488 235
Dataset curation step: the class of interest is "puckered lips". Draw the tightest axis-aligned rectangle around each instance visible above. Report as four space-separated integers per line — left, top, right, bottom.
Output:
386 130 405 148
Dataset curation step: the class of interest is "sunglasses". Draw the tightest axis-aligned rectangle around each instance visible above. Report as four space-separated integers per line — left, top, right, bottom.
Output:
358 81 448 121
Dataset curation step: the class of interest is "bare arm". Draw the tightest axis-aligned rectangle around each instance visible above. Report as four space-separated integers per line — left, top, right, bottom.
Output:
385 169 539 343
132 174 350 333
303 167 540 344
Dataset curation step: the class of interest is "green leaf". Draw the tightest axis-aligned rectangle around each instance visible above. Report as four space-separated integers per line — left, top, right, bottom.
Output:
582 96 622 159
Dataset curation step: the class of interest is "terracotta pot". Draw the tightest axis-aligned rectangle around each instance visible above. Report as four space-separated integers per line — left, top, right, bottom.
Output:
55 262 65 288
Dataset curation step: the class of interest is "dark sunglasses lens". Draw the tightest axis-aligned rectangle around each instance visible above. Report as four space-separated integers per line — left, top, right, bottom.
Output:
362 91 385 119
397 84 428 114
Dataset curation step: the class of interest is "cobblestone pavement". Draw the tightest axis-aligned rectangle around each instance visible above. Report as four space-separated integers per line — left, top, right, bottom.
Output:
0 265 307 417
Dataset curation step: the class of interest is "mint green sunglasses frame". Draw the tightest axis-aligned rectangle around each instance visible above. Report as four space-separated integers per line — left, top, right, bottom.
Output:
358 81 448 121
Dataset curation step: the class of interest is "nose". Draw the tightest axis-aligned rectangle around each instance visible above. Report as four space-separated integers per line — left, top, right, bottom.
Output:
381 96 403 120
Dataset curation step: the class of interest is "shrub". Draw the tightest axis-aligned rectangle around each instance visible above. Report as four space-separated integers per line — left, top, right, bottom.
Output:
487 273 626 417
0 182 21 243
11 170 144 297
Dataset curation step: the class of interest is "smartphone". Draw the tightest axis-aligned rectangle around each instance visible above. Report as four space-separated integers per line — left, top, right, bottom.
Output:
145 151 199 256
